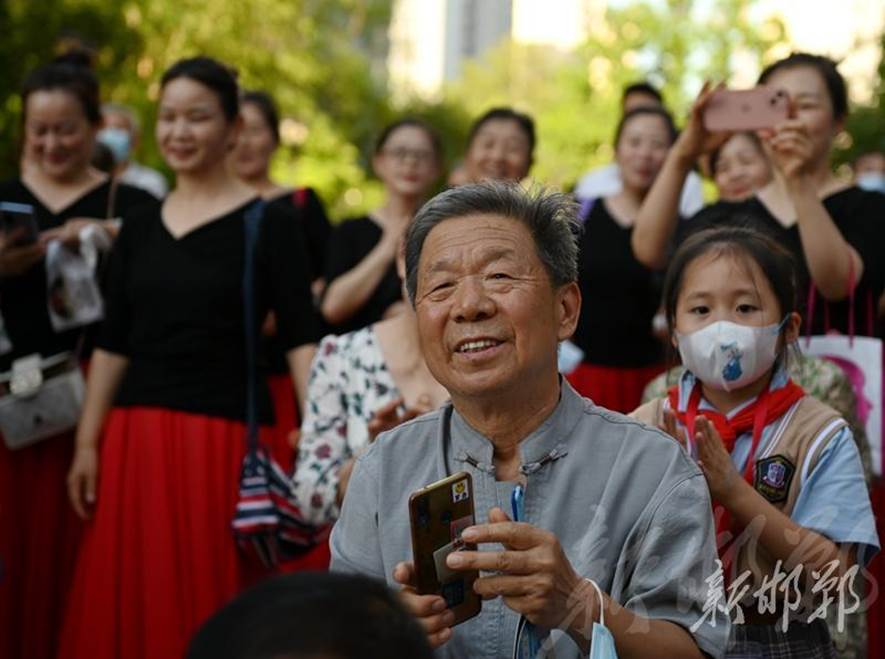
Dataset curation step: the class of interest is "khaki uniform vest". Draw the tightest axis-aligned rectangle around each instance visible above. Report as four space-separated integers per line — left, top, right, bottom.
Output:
632 395 846 592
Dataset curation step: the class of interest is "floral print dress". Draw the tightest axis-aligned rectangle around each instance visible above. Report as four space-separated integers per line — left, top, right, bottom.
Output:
292 326 402 527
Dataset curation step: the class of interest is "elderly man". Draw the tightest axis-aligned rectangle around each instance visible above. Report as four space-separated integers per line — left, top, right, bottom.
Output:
330 182 728 658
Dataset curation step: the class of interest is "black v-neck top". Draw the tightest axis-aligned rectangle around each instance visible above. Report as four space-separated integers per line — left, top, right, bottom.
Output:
573 199 663 367
268 187 332 282
0 177 156 370
680 187 885 337
263 188 331 373
98 199 321 422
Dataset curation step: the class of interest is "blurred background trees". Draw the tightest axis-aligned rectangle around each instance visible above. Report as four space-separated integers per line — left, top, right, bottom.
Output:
0 0 881 218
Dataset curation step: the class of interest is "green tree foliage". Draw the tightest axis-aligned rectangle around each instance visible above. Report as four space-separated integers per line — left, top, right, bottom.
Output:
834 31 885 169
0 0 406 218
98 0 398 218
0 0 142 175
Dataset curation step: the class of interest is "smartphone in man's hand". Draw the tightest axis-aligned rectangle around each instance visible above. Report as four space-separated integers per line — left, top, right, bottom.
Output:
409 471 482 626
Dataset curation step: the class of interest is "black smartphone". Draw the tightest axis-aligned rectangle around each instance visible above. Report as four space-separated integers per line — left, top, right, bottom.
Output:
408 471 482 625
0 202 39 246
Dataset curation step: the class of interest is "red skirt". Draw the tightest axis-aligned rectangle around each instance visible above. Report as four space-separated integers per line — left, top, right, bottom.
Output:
0 432 82 659
566 362 664 414
58 407 274 659
266 373 299 471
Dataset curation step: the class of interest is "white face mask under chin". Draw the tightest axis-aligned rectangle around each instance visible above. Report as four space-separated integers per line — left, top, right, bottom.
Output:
676 319 784 392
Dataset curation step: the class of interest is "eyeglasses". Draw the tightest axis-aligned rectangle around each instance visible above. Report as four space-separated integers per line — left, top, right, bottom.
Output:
381 147 436 164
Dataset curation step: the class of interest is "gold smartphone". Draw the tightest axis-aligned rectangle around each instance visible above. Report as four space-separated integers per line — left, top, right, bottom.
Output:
408 471 482 625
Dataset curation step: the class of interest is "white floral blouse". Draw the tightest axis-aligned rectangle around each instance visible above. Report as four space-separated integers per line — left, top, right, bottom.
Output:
292 327 402 526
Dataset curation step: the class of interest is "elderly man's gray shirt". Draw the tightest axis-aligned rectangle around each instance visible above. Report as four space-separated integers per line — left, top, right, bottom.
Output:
330 383 729 658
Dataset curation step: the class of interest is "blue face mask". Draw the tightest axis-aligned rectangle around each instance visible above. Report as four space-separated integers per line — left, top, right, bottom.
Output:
587 579 618 659
589 621 618 658
857 171 885 194
557 340 584 374
97 127 131 164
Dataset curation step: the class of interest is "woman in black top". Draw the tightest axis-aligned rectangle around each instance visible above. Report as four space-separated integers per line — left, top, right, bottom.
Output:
567 107 676 413
0 55 154 659
321 119 441 334
230 90 331 474
633 54 885 338
61 58 320 659
230 90 331 286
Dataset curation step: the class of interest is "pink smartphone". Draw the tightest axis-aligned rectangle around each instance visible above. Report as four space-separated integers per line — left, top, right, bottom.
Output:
703 87 789 132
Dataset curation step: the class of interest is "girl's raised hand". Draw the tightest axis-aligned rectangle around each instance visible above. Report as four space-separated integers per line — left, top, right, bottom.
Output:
694 416 742 504
660 407 688 449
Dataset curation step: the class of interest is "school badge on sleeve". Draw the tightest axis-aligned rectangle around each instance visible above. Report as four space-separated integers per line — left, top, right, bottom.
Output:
754 455 795 503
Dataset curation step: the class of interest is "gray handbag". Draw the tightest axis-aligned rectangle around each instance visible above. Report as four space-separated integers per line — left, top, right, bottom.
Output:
0 352 84 450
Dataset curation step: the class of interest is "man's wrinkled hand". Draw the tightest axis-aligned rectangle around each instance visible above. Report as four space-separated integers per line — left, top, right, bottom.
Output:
393 561 454 648
445 507 591 634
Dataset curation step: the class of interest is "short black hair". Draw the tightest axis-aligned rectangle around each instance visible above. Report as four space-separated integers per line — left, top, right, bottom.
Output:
614 106 677 148
186 572 434 659
375 118 443 161
622 81 663 106
758 52 848 120
466 107 536 157
662 223 797 334
161 56 239 122
21 52 101 125
242 90 280 144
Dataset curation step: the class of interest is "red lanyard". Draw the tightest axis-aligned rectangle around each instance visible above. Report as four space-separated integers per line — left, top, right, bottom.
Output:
684 383 771 483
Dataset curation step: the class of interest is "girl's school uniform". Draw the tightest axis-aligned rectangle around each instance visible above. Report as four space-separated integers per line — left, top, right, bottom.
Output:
633 367 879 658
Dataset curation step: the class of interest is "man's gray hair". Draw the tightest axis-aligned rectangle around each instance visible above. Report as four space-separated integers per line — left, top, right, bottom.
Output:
404 181 581 305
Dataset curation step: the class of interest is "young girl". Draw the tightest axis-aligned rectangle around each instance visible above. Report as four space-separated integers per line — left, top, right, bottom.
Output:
632 225 878 657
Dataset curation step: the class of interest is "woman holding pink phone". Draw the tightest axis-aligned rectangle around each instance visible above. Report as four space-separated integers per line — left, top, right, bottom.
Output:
632 52 885 339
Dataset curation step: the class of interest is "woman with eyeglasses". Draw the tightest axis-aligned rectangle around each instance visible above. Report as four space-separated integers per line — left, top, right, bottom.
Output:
320 119 441 334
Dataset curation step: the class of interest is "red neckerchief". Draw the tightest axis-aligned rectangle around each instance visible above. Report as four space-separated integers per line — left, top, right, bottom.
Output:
667 379 805 577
